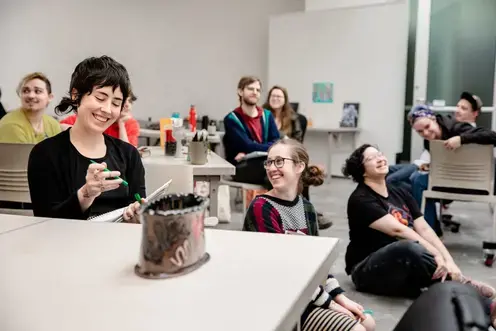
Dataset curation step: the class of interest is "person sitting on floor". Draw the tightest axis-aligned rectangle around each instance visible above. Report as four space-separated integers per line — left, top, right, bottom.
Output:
0 72 61 143
223 76 280 187
244 139 375 331
263 85 332 229
28 56 145 221
408 96 494 236
59 89 140 147
341 144 495 300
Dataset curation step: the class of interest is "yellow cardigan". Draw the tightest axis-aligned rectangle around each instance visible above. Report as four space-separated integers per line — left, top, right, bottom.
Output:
0 108 61 144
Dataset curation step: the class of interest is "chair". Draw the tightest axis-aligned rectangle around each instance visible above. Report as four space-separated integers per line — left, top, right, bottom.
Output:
0 143 35 204
421 140 496 266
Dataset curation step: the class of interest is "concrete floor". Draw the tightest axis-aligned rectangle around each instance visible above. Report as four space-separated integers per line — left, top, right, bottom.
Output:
216 178 496 330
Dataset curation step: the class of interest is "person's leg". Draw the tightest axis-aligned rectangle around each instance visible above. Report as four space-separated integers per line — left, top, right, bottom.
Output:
386 164 418 186
393 282 492 331
301 304 361 331
411 172 442 236
233 159 268 186
351 240 437 298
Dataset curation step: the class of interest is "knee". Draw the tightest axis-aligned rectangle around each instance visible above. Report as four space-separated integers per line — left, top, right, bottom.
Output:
392 240 426 263
351 324 366 331
360 315 376 331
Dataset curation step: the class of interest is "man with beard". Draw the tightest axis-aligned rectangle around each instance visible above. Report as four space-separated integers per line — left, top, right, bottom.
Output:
223 76 280 186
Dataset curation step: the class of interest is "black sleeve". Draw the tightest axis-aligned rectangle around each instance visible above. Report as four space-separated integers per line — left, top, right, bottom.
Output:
458 124 496 145
397 187 423 220
347 191 388 227
127 147 146 200
28 143 89 219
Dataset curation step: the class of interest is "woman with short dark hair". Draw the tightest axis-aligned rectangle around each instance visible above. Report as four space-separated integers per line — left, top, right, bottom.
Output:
342 144 494 301
28 56 145 221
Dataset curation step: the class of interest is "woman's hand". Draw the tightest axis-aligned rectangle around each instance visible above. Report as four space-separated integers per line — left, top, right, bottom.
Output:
445 260 462 281
123 198 146 223
433 255 449 282
80 162 122 199
329 301 354 318
234 153 246 162
334 294 366 320
444 136 461 150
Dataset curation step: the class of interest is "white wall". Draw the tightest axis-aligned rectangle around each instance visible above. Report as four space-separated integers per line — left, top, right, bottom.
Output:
269 1 408 174
0 0 303 121
305 0 397 11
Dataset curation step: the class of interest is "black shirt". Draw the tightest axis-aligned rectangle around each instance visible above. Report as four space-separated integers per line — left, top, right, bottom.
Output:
28 129 146 219
345 183 422 274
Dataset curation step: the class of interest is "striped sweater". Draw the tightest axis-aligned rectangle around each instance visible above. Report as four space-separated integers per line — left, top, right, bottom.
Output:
243 194 344 308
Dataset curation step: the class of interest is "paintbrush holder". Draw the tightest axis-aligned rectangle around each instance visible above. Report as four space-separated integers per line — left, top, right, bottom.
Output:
189 141 209 165
135 194 210 279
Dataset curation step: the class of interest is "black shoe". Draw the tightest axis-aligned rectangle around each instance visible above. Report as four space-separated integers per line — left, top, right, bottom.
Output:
317 212 333 230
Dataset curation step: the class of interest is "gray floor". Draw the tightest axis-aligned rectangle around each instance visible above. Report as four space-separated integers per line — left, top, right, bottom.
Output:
216 178 496 330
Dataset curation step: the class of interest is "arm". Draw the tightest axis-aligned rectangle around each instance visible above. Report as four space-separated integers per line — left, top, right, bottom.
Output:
0 124 29 143
118 121 130 144
457 124 496 145
127 147 146 201
242 198 284 233
266 112 281 143
370 215 440 257
224 115 273 153
414 217 454 263
125 118 140 147
28 144 91 219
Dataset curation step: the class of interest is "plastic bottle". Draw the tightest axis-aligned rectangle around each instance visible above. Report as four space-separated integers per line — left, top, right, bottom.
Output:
189 105 197 132
164 120 176 156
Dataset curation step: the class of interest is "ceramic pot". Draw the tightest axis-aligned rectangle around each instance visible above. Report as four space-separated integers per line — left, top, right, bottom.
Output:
135 194 210 279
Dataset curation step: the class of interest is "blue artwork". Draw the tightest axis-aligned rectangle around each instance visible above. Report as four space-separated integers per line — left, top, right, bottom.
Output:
312 82 333 103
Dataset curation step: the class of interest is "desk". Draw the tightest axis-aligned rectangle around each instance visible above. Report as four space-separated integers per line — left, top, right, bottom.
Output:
0 218 340 331
142 147 235 218
0 213 48 234
139 129 225 148
307 127 360 179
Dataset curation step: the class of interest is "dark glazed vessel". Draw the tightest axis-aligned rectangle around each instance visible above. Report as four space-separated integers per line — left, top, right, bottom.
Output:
135 194 210 279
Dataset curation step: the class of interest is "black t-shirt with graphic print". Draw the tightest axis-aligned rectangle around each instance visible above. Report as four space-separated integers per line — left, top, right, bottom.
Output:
344 183 423 274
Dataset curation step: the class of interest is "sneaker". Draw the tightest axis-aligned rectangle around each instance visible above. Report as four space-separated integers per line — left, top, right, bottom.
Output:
460 276 496 299
317 212 333 230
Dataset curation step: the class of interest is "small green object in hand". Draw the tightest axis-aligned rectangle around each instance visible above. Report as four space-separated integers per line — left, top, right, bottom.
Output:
89 160 129 186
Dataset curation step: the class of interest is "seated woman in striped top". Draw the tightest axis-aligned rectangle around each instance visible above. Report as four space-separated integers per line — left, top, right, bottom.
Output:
243 139 375 331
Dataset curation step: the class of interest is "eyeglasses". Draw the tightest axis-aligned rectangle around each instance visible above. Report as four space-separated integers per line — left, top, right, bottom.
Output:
263 157 296 169
363 151 384 164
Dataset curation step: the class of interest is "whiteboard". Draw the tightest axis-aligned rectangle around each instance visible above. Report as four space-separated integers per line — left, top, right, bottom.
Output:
268 1 409 165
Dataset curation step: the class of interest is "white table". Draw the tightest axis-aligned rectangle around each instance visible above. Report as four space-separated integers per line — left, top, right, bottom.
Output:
307 127 360 179
142 147 235 218
140 129 225 145
0 218 340 331
0 213 48 234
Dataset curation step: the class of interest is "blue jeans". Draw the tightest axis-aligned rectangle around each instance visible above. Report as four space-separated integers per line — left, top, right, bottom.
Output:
387 164 418 192
411 172 441 235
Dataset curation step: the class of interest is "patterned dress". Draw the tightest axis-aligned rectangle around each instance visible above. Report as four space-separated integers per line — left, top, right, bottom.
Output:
244 194 359 331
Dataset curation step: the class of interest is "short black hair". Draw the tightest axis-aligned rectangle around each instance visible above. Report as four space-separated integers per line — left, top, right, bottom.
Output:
55 55 130 115
342 144 374 183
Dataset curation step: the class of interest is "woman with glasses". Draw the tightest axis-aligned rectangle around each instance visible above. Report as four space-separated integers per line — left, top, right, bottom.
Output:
262 85 332 229
342 144 495 301
243 139 376 331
